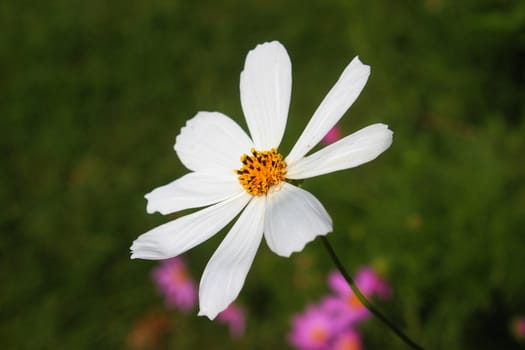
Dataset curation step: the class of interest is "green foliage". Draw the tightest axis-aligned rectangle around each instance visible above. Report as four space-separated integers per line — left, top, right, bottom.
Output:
1 0 524 349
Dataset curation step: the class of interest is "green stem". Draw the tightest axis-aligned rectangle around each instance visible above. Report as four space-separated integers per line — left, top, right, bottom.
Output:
320 236 425 350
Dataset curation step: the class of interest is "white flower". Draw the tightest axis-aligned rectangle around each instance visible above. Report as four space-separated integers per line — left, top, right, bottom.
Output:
131 41 393 319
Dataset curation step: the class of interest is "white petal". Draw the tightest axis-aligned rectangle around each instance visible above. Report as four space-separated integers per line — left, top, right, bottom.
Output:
198 196 265 319
286 123 393 179
264 182 332 257
175 111 254 173
145 171 242 215
130 192 251 260
286 57 371 164
240 41 292 150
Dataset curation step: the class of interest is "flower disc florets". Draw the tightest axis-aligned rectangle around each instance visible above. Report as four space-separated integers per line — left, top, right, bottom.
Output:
236 148 287 196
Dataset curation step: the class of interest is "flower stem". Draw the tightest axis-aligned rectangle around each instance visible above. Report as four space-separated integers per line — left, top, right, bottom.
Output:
320 236 425 350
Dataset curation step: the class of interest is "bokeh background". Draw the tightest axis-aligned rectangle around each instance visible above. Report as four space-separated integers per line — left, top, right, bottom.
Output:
2 0 525 349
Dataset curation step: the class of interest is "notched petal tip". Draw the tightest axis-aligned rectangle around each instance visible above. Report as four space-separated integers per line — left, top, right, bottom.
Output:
173 112 206 153
197 308 217 320
374 123 394 149
244 40 287 62
129 241 148 259
350 56 371 76
144 192 159 214
277 229 333 258
353 55 370 67
145 204 157 215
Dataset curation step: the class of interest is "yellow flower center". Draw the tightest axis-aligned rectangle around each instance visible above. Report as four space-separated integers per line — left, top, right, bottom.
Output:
236 148 287 196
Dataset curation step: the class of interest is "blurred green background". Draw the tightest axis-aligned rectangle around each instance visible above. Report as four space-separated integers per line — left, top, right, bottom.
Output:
2 0 525 349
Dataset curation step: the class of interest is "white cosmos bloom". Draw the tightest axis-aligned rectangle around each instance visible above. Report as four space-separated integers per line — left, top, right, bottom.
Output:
131 41 393 319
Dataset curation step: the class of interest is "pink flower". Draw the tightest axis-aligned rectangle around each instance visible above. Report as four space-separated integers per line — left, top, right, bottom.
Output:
288 304 336 350
332 329 362 350
513 317 525 340
322 125 343 145
289 266 392 349
328 267 391 301
152 257 197 312
319 294 369 329
217 303 246 338
354 267 392 300
326 267 392 324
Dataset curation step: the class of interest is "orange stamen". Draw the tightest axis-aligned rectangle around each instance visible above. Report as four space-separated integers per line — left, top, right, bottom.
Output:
236 148 286 196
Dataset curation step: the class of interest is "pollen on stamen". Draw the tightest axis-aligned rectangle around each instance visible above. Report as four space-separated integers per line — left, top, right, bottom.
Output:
235 148 287 196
